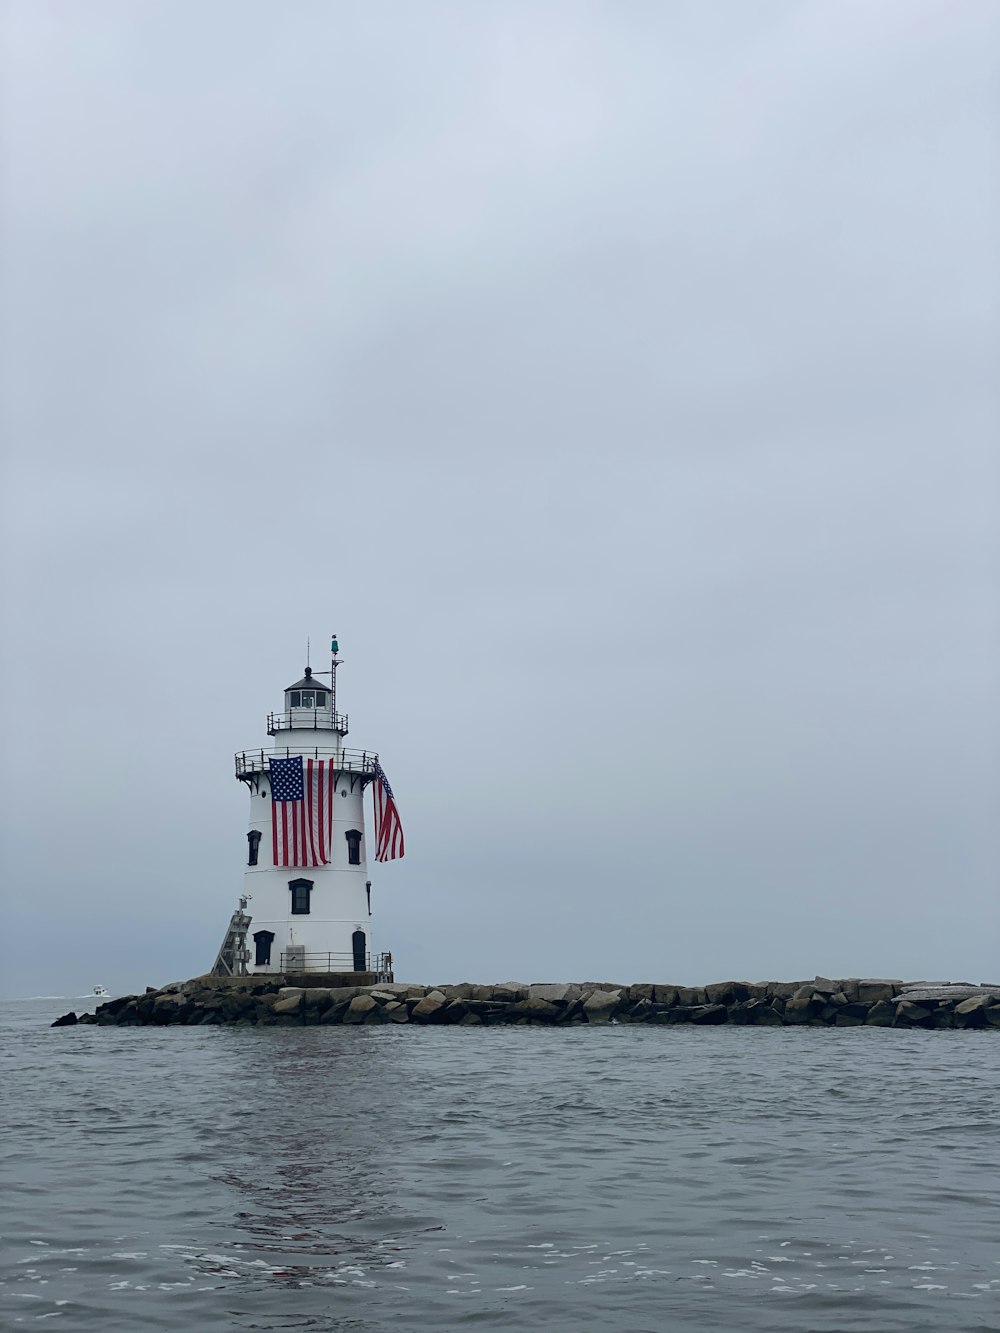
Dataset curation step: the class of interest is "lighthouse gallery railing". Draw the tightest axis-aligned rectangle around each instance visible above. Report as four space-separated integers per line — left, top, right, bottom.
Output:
235 748 377 780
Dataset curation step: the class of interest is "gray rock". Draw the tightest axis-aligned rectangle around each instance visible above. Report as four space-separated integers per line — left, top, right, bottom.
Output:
511 997 559 1021
383 1001 410 1023
528 983 580 1005
895 1000 932 1026
748 1000 784 1026
783 996 822 1023
273 995 303 1016
705 981 749 1004
857 981 902 1004
866 998 897 1026
810 977 840 996
675 987 707 1006
51 1011 78 1027
690 1004 728 1025
343 994 378 1024
277 987 305 1000
411 990 448 1020
582 990 621 1023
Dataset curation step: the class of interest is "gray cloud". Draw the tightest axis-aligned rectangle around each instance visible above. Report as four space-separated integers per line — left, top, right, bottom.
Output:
1 0 997 996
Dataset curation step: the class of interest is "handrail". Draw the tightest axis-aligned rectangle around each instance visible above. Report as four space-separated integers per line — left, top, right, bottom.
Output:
235 747 377 779
268 710 348 735
277 951 394 980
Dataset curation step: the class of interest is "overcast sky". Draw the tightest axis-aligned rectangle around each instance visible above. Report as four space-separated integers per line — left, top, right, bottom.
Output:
1 0 997 998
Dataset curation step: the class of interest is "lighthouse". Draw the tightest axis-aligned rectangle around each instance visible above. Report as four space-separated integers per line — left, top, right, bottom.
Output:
213 638 403 980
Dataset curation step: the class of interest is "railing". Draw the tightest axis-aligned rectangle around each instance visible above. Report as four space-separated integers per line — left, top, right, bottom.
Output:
268 710 348 735
235 747 378 780
279 951 394 981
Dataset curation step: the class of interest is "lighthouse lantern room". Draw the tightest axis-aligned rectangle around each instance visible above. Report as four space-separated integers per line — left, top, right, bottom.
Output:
214 638 402 979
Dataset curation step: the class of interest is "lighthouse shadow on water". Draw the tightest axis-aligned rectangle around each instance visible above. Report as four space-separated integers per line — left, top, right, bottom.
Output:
212 637 404 984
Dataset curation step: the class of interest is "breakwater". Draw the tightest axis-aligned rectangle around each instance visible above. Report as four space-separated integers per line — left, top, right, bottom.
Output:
54 975 1000 1029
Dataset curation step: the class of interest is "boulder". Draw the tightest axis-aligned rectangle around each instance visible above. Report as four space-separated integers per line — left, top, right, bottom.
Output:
765 982 803 1000
834 1011 866 1026
492 983 528 1001
383 1001 410 1023
439 983 475 1000
582 990 621 1023
319 1000 353 1024
783 996 823 1023
955 995 991 1027
705 981 750 1005
810 977 840 996
675 987 707 1006
527 983 580 1005
985 1004 1000 1028
512 997 560 1021
857 981 901 1004
303 988 335 1010
343 994 378 1024
411 990 448 1021
443 999 469 1021
653 985 679 1005
273 994 303 1016
690 1004 728 1025
51 1011 78 1027
748 1000 784 1026
866 999 897 1026
458 1012 482 1024
894 1000 933 1027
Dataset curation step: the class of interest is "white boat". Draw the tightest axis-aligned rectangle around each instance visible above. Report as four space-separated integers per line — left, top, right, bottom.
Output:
93 985 109 998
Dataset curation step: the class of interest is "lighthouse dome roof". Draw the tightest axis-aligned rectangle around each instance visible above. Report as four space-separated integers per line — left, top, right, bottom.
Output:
284 668 324 692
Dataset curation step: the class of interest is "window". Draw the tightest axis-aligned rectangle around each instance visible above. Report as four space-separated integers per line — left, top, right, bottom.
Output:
315 691 327 706
247 829 262 866
299 690 315 708
253 930 275 966
345 829 362 865
289 691 301 707
289 878 313 914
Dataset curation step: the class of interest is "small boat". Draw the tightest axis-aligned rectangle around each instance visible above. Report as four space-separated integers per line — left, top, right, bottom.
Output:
93 985 109 998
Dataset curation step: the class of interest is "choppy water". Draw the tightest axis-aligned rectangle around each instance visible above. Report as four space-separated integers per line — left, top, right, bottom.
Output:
3 999 999 1331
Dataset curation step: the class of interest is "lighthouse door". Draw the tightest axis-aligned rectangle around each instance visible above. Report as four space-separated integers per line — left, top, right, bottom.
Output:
352 929 367 972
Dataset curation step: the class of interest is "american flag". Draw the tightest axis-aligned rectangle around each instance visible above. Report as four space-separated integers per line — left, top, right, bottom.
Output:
268 755 336 867
372 759 405 862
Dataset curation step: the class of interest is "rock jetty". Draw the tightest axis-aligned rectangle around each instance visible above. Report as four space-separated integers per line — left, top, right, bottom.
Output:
53 975 1000 1030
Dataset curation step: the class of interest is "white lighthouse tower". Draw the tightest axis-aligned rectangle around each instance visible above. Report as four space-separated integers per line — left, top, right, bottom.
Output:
215 639 399 980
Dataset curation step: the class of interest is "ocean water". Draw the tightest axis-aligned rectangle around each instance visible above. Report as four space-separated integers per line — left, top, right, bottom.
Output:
3 999 998 1332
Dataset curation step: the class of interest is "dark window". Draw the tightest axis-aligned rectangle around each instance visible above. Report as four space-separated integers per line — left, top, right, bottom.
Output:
289 878 313 914
253 930 275 966
352 928 367 972
247 829 262 866
315 691 327 706
289 691 301 707
345 829 362 865
299 690 315 708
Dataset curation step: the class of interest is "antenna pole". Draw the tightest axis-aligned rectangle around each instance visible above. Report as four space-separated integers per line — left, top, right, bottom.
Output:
330 632 340 721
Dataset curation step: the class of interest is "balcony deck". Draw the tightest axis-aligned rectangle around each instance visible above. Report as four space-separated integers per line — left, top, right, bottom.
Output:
267 709 349 735
235 747 377 780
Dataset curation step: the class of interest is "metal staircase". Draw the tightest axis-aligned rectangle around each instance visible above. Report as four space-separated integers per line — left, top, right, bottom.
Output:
211 895 252 976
